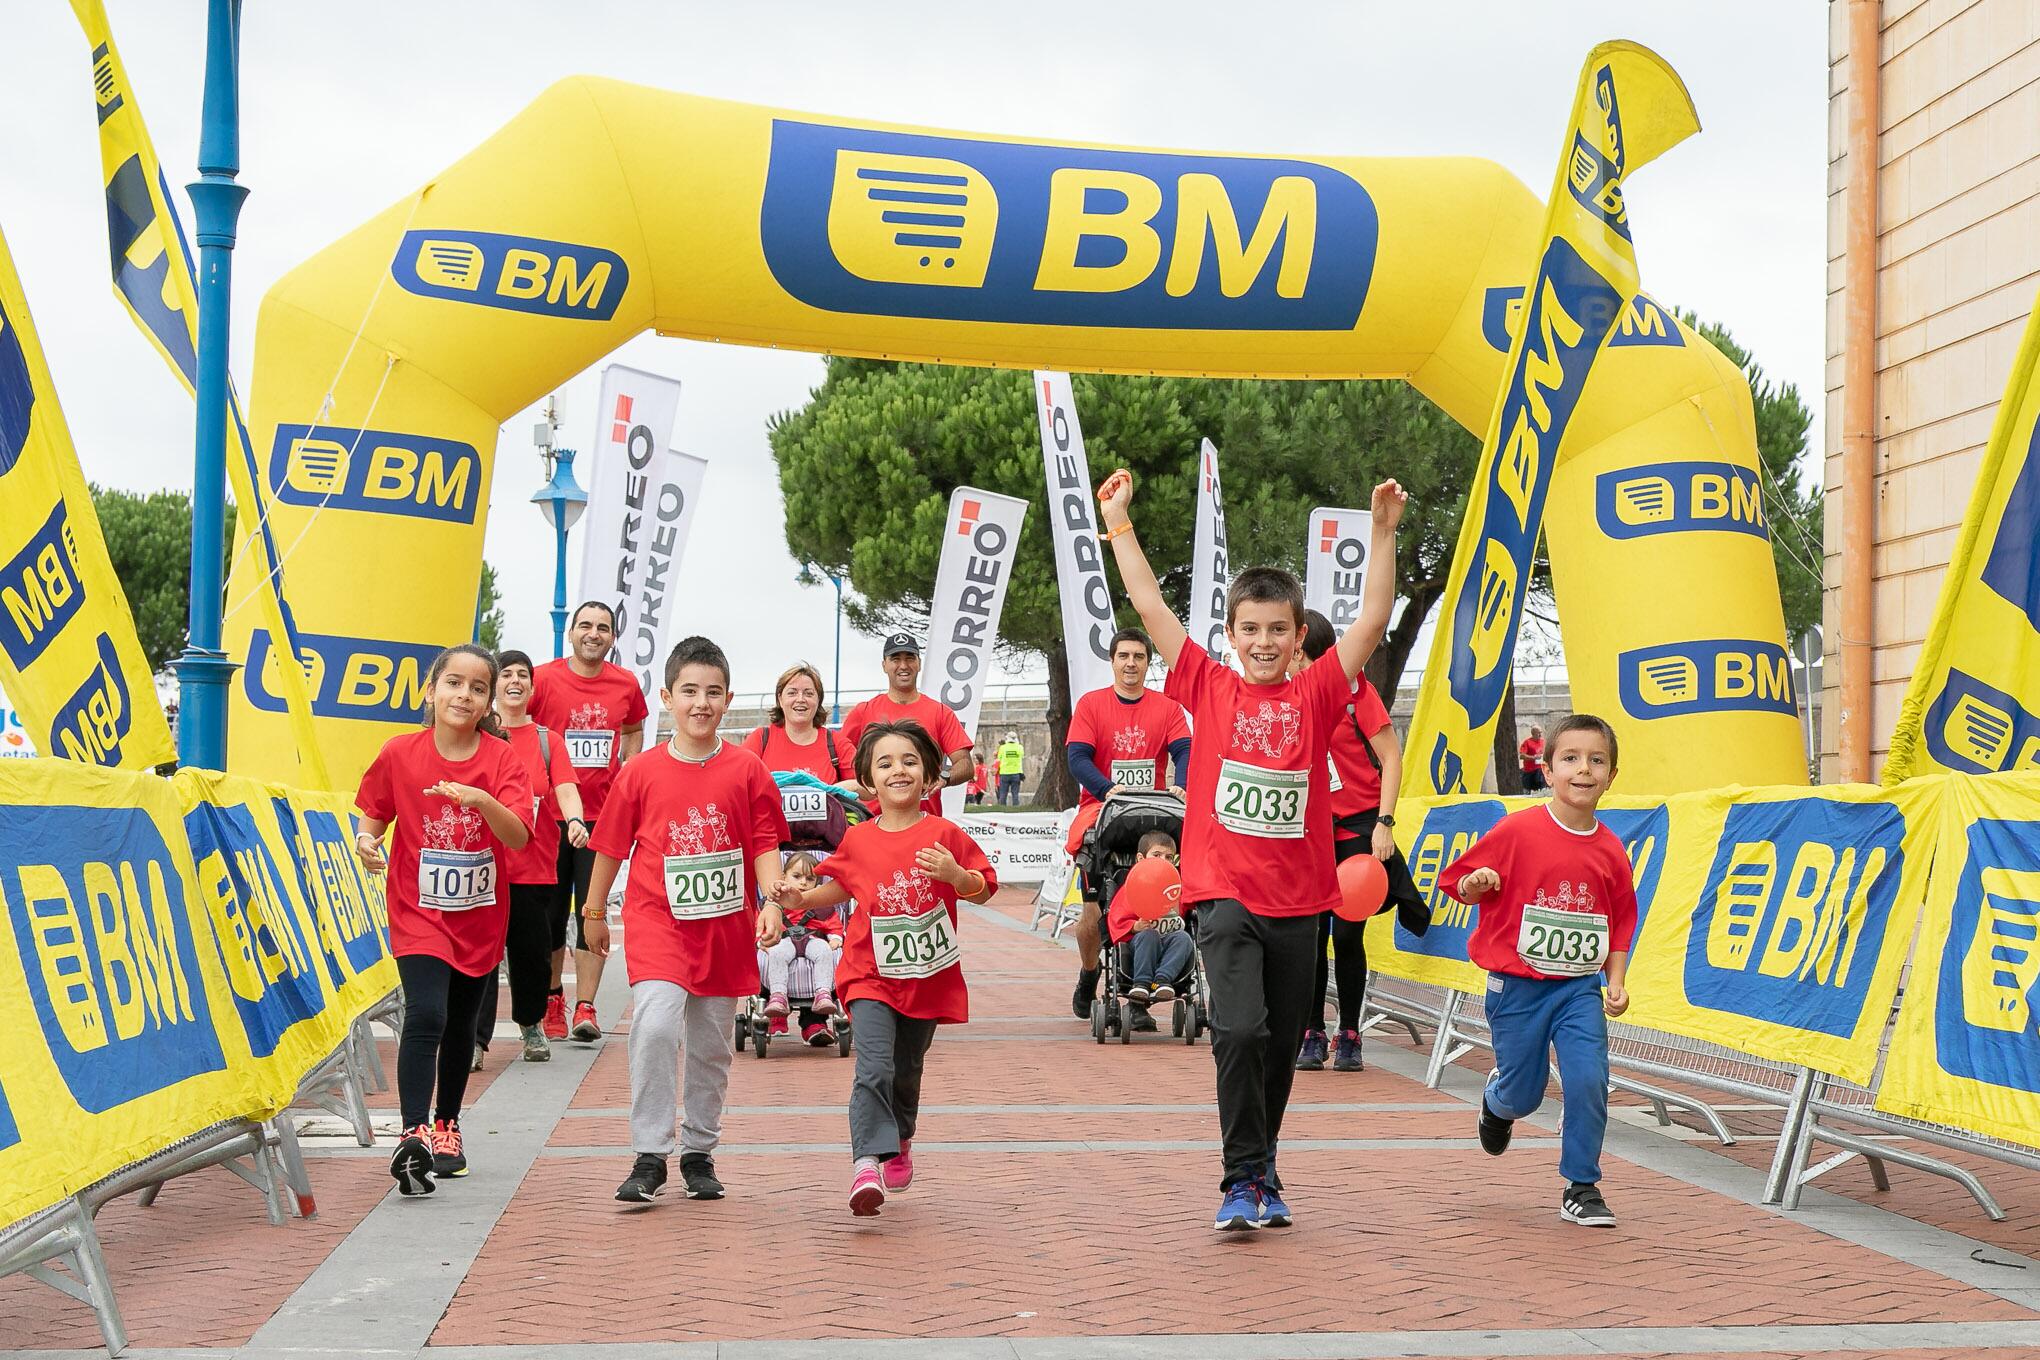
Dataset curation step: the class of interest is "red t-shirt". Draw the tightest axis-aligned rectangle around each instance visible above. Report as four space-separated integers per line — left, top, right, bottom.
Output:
529 658 649 822
821 814 994 1024
355 728 534 975
590 742 789 996
1066 685 1192 809
1163 640 1347 917
1328 678 1393 839
1437 804 1639 979
499 722 579 884
1520 736 1546 774
840 692 971 817
742 723 855 783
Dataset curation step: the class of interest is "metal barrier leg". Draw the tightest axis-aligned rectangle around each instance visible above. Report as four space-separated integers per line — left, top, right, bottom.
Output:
1356 973 1427 1047
1780 1073 1830 1211
1763 1067 1816 1205
267 1119 318 1219
12 1199 129 1356
1795 1124 2005 1220
1606 1072 1737 1146
352 1016 388 1092
1422 989 1473 1089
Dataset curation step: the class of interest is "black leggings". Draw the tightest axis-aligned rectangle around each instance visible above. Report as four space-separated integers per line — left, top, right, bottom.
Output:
1310 820 1426 1033
395 953 491 1129
553 828 597 948
475 883 555 1043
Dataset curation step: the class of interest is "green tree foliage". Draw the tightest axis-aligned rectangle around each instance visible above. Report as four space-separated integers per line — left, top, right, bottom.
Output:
89 484 235 674
769 360 1481 805
474 561 505 651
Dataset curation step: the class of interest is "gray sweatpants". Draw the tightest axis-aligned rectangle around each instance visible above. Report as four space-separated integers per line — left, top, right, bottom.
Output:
847 998 939 1162
628 980 740 1158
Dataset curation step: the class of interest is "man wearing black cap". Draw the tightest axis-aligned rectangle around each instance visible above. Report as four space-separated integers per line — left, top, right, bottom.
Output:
839 633 974 817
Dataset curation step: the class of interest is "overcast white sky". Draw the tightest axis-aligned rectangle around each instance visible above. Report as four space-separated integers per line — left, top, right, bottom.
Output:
0 1 1828 702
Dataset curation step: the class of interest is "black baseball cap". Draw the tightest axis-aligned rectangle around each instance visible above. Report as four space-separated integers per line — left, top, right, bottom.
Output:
883 633 922 658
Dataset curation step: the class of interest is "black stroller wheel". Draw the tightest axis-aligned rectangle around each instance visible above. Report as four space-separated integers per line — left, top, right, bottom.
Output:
1118 999 1134 1044
1090 998 1107 1043
1171 998 1186 1037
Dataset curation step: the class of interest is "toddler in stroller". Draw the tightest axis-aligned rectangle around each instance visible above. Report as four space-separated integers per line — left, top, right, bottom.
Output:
1080 791 1206 1044
743 852 851 1056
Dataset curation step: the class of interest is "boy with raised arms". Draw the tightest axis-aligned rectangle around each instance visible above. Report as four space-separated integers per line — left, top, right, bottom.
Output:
583 636 789 1205
1438 714 1636 1228
1097 468 1404 1232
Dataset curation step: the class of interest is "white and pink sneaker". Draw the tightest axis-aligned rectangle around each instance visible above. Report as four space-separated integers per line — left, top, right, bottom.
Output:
850 1158 885 1216
764 992 790 1019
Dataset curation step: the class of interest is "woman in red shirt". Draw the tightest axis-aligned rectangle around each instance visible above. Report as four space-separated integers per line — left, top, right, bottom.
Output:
354 644 533 1196
772 719 996 1217
742 662 858 850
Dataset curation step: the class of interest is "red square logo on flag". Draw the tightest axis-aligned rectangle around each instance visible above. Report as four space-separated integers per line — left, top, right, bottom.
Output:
611 394 634 444
958 499 981 533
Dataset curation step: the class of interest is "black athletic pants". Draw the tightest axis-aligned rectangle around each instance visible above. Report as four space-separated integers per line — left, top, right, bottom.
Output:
395 953 491 1129
1310 813 1430 1031
1195 899 1318 1191
554 825 596 950
475 883 556 1043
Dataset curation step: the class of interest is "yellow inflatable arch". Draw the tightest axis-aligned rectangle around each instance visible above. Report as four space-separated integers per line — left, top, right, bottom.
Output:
226 77 1802 792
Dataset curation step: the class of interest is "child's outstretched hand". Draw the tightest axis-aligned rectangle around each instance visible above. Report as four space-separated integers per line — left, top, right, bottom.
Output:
916 840 966 888
1097 468 1134 524
1455 866 1501 900
770 879 806 911
1603 982 1630 1018
1371 478 1408 530
425 780 489 808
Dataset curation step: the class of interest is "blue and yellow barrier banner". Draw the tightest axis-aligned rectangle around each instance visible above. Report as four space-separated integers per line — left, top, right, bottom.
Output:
69 0 329 788
1621 779 1939 1085
1368 792 1672 995
1885 294 2040 784
1404 43 1703 800
1878 772 2040 1149
226 69 1802 793
0 759 393 1227
0 226 172 771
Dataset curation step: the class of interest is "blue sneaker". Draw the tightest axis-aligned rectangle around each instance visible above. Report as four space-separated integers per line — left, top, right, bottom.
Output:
1214 1181 1261 1231
1256 1176 1292 1228
1294 1029 1328 1071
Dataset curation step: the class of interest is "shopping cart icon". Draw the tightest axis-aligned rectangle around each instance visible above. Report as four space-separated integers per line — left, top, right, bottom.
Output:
1636 656 1699 707
284 437 349 496
1612 475 1675 526
1963 868 2040 1034
827 149 996 288
1705 846 1773 972
1943 691 2015 770
411 238 485 292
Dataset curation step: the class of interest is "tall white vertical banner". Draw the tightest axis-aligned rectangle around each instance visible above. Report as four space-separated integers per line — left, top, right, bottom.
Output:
617 450 709 701
1190 438 1235 668
1033 371 1113 702
926 486 1029 818
578 365 683 657
1304 506 1374 631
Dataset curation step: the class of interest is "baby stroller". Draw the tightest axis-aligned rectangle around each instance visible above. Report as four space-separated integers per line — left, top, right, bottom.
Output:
736 912 853 1058
1078 790 1207 1046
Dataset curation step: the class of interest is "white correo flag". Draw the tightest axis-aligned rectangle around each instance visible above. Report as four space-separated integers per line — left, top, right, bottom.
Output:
1304 506 1374 631
617 450 708 701
926 486 1029 818
577 365 683 657
1190 438 1236 668
1034 372 1114 702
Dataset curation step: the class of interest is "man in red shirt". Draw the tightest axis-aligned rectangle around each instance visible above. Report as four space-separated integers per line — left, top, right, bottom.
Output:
1063 627 1192 1025
1520 724 1547 791
1439 714 1635 1230
1099 467 1404 1232
530 601 649 1041
839 634 972 815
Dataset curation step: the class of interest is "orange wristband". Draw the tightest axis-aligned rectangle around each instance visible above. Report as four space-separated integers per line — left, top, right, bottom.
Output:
1099 520 1135 542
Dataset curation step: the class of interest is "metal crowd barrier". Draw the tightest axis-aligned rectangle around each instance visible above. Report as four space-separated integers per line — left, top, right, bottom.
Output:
0 988 396 1355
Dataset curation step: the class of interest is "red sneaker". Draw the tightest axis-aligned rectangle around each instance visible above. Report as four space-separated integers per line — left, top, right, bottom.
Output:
571 1001 601 1042
767 1014 790 1037
882 1140 914 1191
802 1022 831 1047
849 1160 885 1216
542 993 568 1041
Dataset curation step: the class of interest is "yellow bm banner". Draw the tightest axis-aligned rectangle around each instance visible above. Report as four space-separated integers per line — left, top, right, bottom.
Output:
0 759 392 1227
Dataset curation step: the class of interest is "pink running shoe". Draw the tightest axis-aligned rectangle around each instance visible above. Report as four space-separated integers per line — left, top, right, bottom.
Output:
811 990 839 1017
764 992 790 1019
882 1140 914 1192
850 1160 885 1216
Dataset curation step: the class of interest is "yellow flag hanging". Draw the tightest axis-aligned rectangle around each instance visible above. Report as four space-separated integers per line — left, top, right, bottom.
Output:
1884 292 2040 782
70 0 329 786
0 227 174 768
1403 42 1699 797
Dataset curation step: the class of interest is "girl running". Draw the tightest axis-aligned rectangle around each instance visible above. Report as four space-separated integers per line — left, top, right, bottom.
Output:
353 643 534 1196
772 719 996 1216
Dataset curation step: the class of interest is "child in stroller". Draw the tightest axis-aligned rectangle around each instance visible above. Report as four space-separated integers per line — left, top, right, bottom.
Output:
1080 791 1206 1044
741 852 852 1057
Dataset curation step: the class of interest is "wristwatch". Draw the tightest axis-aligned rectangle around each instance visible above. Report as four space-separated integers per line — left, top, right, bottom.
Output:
1376 814 1396 829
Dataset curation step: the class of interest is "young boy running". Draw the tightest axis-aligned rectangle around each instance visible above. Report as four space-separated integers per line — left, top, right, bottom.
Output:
583 636 789 1204
1437 714 1636 1228
1098 468 1404 1231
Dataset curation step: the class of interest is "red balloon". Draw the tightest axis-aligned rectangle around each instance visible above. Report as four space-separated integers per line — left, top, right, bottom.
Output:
1118 856 1183 922
1334 855 1390 922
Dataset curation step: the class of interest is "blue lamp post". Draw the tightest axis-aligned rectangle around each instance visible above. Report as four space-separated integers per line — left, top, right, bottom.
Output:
174 0 247 769
829 571 844 723
532 447 587 660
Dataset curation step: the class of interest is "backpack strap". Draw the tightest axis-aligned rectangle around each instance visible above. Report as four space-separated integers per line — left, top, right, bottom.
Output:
822 727 843 780
535 724 555 798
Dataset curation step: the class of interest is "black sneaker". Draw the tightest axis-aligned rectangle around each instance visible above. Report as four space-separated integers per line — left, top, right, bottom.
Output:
1478 1097 1514 1156
1130 1004 1157 1033
1295 1029 1328 1071
615 1153 667 1202
1561 1181 1617 1227
390 1125 436 1197
1072 968 1101 1019
1332 1029 1364 1071
679 1152 725 1199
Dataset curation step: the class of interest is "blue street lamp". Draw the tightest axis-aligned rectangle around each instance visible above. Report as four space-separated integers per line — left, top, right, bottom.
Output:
829 571 844 723
174 0 247 770
532 447 587 660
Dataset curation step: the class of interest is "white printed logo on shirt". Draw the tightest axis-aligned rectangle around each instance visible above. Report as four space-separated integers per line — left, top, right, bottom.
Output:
418 804 493 911
1514 881 1611 976
1232 701 1302 760
566 701 618 769
1111 723 1149 757
667 805 732 857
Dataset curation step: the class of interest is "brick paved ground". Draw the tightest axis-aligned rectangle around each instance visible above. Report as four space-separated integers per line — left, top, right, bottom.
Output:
5 887 2039 1360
